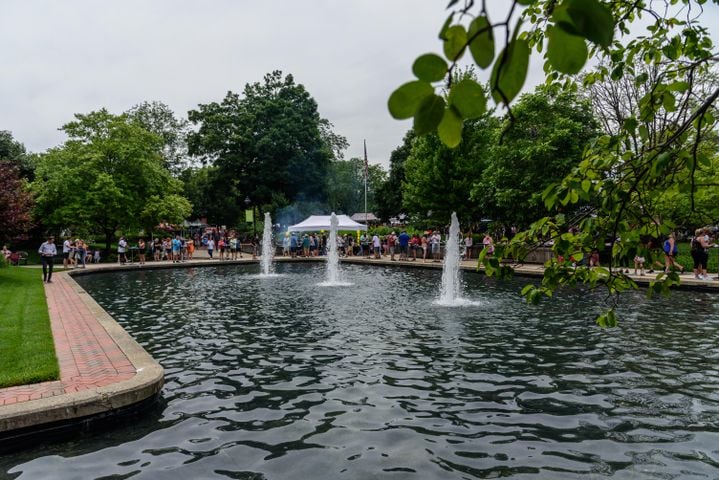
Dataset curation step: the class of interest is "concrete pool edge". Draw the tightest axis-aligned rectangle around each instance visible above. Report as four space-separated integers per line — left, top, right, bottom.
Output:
0 270 164 435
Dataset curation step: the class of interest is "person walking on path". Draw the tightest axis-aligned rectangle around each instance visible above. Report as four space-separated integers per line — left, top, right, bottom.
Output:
663 232 683 273
38 235 57 283
206 237 215 259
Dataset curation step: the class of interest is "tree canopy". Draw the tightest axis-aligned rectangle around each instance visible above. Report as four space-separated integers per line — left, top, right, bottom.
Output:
187 71 345 222
389 0 719 325
32 109 191 249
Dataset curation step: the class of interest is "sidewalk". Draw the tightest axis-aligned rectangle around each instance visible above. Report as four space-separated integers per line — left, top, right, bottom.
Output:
0 270 163 433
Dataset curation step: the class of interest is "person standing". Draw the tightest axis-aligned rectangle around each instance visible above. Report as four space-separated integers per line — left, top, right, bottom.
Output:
118 236 128 264
483 233 495 258
75 239 86 269
138 238 146 265
398 231 410 261
206 237 215 259
464 233 473 260
62 236 72 268
38 235 57 283
372 232 381 259
172 235 182 263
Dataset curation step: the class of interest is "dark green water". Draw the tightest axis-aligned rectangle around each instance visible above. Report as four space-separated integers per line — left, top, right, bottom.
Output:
3 262 719 479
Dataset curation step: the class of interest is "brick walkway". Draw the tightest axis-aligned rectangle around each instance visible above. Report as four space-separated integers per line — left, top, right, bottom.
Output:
0 273 136 406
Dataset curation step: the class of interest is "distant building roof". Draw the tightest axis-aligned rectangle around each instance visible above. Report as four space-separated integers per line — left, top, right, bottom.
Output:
351 212 379 223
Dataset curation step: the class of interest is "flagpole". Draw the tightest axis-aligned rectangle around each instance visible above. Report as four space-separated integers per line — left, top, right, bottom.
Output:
363 139 368 227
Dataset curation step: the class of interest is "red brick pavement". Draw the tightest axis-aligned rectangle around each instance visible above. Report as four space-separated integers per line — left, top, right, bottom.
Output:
0 273 136 406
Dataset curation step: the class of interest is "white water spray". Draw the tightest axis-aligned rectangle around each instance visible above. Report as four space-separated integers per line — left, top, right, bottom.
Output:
436 212 479 306
260 212 275 276
320 212 351 286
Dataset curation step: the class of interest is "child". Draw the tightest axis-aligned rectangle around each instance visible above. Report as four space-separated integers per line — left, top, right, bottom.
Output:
633 254 645 276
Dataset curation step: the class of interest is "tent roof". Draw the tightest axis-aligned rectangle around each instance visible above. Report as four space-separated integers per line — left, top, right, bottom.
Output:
350 212 379 223
288 215 367 232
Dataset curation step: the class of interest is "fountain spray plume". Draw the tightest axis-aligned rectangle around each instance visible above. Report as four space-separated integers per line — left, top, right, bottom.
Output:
438 212 463 305
326 212 341 284
260 212 275 275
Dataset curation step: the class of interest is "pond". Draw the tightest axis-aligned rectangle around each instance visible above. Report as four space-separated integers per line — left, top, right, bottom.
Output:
3 262 719 479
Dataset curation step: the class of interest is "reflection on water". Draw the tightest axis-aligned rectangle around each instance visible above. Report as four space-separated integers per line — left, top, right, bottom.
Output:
4 263 719 479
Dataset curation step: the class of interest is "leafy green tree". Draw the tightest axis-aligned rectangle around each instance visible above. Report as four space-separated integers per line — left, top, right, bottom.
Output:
326 158 386 215
32 109 190 251
0 130 34 181
127 101 191 176
179 165 241 225
375 131 414 222
188 71 344 218
389 0 719 325
472 87 599 226
402 114 498 225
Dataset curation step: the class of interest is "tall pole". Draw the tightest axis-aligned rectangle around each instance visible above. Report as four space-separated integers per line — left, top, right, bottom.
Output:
364 139 368 226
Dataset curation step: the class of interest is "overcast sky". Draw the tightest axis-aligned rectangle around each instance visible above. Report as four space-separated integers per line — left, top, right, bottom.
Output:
2 1 717 169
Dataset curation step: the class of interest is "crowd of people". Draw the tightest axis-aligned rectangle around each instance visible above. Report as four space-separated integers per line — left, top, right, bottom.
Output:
22 224 718 283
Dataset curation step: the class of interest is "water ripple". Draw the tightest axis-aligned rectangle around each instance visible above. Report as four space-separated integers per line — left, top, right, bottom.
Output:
3 262 719 479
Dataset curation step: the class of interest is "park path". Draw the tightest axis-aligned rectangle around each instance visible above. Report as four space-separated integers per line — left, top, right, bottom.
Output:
0 272 135 406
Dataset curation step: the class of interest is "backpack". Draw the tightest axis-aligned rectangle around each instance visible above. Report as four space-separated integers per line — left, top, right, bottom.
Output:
691 236 701 251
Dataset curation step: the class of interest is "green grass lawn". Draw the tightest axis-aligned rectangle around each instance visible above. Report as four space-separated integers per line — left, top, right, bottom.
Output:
0 267 59 388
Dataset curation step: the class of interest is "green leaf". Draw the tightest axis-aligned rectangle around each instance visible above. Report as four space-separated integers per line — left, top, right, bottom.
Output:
449 79 487 119
546 25 588 74
437 107 463 147
412 54 448 82
413 94 446 135
516 0 536 4
443 25 467 61
662 91 676 112
468 16 495 69
388 81 434 119
563 0 615 48
438 13 455 40
490 39 530 105
623 117 638 133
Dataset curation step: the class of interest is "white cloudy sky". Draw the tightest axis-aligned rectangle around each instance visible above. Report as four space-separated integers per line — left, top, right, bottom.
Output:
2 1 718 168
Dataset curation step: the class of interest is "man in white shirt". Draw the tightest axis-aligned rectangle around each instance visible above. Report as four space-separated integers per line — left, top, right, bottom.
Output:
38 235 58 283
372 234 381 259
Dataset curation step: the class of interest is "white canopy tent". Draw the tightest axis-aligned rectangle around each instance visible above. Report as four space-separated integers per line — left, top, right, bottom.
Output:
288 215 368 232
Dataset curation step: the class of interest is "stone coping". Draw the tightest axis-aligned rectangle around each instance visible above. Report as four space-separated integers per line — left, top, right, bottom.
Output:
0 271 164 434
2 254 716 436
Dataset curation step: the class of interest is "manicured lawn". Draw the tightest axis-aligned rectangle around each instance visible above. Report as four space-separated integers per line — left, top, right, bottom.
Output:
0 267 59 388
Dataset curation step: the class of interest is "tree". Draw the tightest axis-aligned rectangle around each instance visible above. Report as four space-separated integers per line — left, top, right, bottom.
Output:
179 165 240 224
471 87 599 226
389 0 719 325
32 109 191 251
375 131 414 222
0 130 34 181
127 101 191 176
402 114 497 225
0 161 34 243
188 71 344 220
326 158 386 215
